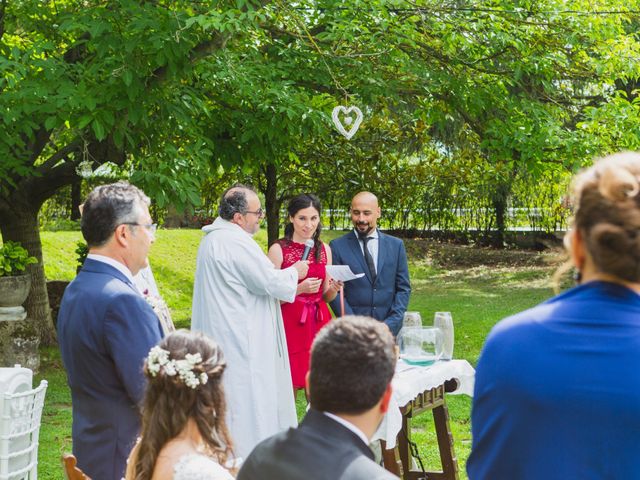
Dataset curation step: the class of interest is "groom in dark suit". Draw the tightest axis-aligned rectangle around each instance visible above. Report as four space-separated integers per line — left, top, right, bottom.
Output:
329 192 411 336
238 316 398 480
58 182 163 480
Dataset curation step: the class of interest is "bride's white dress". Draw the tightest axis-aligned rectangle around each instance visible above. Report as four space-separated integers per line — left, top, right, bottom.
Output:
173 454 234 480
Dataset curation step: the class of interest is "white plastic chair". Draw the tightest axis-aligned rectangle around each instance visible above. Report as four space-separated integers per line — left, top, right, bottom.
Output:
0 380 48 480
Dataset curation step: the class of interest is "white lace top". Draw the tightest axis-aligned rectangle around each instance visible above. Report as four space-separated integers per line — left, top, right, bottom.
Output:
173 454 234 480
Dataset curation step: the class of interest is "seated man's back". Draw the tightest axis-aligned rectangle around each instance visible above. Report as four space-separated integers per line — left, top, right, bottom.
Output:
238 316 399 480
239 409 394 480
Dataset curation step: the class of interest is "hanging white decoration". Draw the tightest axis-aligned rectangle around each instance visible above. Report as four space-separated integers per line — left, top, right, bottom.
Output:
332 105 363 140
75 160 93 178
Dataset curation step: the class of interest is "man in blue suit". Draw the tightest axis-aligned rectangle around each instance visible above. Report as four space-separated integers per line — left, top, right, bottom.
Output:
58 182 163 480
329 192 411 336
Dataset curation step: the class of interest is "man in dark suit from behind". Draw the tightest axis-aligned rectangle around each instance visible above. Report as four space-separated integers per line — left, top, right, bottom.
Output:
238 316 398 480
57 182 163 480
329 192 410 336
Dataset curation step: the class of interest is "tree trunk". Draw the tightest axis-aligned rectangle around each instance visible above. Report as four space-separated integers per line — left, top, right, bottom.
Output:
328 195 335 230
70 180 82 221
491 183 510 248
0 207 55 346
264 163 280 246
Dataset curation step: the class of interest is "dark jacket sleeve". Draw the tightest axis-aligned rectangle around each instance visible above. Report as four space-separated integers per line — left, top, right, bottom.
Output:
104 293 162 405
384 239 411 336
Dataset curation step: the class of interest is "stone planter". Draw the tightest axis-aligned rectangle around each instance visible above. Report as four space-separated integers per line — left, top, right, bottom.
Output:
0 275 31 321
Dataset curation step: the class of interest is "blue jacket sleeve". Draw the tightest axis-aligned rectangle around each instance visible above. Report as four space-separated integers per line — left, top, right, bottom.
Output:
384 240 411 336
328 240 354 317
104 293 163 405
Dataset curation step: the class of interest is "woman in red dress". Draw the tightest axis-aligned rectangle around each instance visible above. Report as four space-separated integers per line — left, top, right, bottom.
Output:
268 194 341 395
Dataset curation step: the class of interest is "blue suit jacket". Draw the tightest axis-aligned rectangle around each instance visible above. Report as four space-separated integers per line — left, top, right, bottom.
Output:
329 231 411 336
57 258 162 480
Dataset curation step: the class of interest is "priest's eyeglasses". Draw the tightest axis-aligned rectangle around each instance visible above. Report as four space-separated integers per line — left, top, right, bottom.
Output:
245 208 265 217
123 222 157 235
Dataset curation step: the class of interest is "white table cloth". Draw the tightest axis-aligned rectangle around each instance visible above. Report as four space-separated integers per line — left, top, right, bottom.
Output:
374 359 476 448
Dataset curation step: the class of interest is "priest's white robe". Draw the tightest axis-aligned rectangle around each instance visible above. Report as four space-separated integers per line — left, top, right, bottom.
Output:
191 217 298 459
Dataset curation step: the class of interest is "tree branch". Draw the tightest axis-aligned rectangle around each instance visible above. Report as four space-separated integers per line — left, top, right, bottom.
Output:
150 32 231 85
0 0 7 41
27 127 54 168
33 140 84 176
28 135 125 207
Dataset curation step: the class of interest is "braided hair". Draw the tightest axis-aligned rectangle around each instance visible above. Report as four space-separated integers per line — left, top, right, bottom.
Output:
572 152 640 282
126 330 234 480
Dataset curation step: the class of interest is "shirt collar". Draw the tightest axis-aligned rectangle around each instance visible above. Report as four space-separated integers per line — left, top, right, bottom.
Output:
323 412 370 446
87 253 135 284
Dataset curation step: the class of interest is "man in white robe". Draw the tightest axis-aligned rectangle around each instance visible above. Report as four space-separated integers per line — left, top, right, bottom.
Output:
191 185 309 459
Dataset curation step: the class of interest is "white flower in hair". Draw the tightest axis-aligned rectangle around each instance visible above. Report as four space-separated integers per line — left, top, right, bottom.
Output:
183 371 199 389
145 346 209 389
147 346 170 376
185 353 202 365
147 361 160 376
164 361 177 377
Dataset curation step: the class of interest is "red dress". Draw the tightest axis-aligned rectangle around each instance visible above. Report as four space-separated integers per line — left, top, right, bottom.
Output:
278 239 332 388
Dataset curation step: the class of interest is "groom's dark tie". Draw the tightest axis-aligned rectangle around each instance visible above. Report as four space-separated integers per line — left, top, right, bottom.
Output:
358 232 377 283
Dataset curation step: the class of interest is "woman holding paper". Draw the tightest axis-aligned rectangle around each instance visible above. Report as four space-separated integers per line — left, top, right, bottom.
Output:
268 194 342 394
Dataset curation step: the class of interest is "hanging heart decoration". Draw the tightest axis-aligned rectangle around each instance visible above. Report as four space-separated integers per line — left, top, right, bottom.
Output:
332 105 363 140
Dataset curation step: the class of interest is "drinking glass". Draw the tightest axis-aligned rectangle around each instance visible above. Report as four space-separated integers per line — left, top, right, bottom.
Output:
403 311 422 328
433 312 454 360
397 327 443 366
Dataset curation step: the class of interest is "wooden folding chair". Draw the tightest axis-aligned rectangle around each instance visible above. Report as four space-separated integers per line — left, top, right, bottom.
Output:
62 454 91 480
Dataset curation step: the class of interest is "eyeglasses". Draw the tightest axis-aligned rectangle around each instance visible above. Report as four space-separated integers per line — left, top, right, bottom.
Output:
245 208 264 217
123 223 157 235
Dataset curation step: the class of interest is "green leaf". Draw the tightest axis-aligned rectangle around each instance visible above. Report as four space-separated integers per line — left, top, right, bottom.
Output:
92 119 106 141
44 116 57 130
0 241 37 276
123 70 133 87
85 96 97 111
77 115 93 129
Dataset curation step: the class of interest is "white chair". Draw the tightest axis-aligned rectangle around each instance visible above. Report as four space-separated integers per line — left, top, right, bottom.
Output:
0 380 48 479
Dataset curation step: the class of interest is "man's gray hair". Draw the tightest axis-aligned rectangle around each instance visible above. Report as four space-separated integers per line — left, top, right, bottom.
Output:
218 184 255 221
81 181 150 247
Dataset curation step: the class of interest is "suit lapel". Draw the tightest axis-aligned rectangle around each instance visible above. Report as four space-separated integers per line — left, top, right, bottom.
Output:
346 233 373 284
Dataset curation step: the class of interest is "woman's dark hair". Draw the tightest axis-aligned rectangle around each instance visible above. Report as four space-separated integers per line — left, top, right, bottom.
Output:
126 330 233 480
570 151 640 283
283 193 323 261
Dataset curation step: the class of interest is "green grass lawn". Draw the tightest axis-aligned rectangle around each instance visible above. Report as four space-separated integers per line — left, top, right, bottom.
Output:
36 228 560 479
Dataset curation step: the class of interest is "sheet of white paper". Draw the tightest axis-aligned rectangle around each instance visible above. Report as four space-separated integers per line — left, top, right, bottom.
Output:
326 265 365 282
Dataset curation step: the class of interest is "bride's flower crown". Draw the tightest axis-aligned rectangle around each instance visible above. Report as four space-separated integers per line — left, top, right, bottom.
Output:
146 345 209 389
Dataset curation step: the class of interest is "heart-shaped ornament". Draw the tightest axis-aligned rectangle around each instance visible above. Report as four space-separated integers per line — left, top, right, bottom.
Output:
332 106 363 140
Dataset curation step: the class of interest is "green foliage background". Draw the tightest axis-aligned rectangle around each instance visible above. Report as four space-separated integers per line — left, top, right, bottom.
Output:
3 0 640 340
